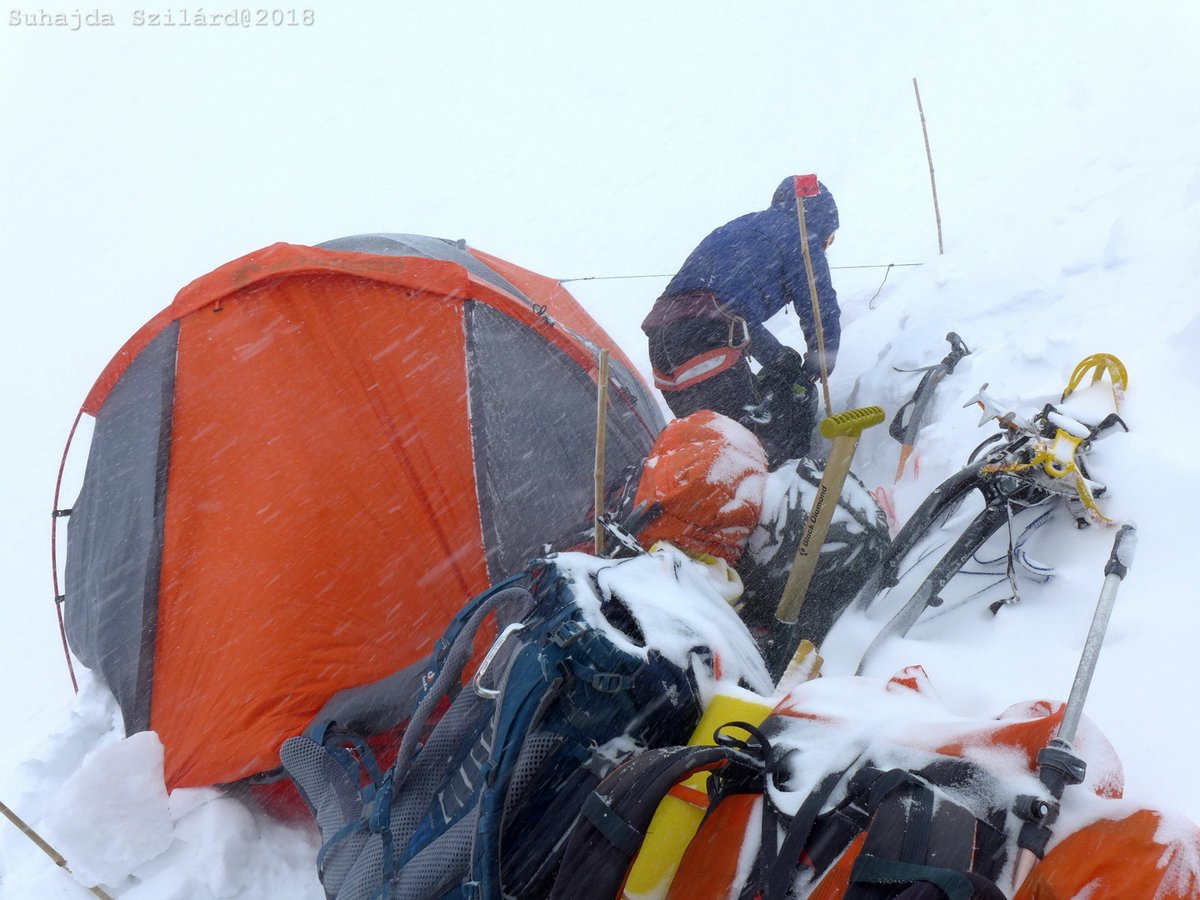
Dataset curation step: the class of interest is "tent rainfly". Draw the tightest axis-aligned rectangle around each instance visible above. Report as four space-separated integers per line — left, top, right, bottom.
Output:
58 234 664 788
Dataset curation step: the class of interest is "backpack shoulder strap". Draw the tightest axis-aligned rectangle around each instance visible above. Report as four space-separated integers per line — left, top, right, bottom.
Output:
549 744 748 900
279 575 536 899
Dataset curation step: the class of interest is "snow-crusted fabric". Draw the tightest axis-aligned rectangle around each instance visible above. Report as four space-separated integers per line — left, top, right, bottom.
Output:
633 411 768 564
1013 808 1200 899
552 548 773 697
666 670 1200 899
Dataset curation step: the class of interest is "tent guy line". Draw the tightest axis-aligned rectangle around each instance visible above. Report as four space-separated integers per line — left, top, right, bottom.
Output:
557 262 923 283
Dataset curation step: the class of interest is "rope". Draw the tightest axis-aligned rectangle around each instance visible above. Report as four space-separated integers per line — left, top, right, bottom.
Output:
834 262 923 271
558 273 674 283
868 264 896 309
556 263 922 284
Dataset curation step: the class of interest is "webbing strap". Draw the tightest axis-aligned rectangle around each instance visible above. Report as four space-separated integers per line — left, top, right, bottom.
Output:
899 782 935 867
849 853 975 900
763 764 853 899
436 883 482 900
581 791 644 857
652 345 744 391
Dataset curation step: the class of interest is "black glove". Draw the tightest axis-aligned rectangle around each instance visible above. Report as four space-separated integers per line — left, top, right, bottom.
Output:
802 351 834 381
764 346 808 386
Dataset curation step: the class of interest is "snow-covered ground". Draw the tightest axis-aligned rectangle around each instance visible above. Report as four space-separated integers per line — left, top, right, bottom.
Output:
3 1 1199 896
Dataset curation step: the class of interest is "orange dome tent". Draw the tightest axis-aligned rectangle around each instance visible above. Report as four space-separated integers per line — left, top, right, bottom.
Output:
58 234 664 789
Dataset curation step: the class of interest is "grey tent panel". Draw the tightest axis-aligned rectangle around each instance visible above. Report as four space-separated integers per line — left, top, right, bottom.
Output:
604 350 666 448
321 232 665 572
319 232 664 445
316 233 527 303
465 302 658 580
64 322 178 735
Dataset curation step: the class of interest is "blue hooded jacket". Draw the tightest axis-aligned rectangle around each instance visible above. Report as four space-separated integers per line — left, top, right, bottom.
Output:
647 177 841 372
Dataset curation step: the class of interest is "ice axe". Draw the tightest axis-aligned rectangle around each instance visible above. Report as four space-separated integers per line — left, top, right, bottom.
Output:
889 331 971 482
764 405 885 680
1010 523 1138 892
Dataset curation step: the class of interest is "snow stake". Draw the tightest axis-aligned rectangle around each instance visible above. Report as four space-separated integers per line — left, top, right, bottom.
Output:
1011 523 1138 891
0 798 114 899
765 405 885 679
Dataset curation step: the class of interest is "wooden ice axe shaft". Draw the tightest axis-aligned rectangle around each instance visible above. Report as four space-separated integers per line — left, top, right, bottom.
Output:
775 406 885 624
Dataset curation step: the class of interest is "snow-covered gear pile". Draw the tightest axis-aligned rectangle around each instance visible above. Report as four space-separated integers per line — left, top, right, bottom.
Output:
572 669 1200 899
738 457 890 646
845 355 1130 675
56 235 664 790
281 549 771 900
631 410 769 565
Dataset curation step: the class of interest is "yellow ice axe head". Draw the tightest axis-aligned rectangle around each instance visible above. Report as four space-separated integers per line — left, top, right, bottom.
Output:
820 406 886 440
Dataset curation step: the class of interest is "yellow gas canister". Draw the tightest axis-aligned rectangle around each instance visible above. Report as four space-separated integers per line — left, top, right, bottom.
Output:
620 687 774 899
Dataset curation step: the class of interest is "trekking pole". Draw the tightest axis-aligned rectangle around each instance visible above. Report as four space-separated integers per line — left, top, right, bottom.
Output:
791 174 833 418
889 332 970 482
764 406 885 679
1010 523 1138 892
594 348 610 555
0 798 115 899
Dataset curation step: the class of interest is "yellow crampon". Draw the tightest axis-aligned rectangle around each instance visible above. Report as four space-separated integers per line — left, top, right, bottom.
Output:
1061 353 1128 410
977 354 1127 526
981 428 1114 525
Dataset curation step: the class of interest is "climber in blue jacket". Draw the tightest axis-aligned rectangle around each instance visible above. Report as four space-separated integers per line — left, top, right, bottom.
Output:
642 176 841 464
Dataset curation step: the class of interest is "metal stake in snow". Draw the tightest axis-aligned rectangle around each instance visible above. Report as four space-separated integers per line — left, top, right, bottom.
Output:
1011 523 1138 891
0 798 115 899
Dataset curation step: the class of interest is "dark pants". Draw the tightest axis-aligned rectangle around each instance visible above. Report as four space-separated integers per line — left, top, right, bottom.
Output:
646 319 816 465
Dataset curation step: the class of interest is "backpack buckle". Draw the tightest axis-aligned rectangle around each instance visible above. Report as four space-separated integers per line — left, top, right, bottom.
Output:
551 619 585 647
590 672 632 693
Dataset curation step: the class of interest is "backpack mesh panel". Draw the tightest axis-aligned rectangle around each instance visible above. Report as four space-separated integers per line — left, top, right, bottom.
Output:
388 586 531 786
391 813 478 900
278 735 369 897
386 607 528 851
389 689 492 846
331 832 386 900
502 731 564 821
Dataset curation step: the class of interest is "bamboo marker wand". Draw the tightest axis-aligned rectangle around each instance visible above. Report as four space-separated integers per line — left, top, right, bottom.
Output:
594 349 610 555
913 77 944 255
0 799 114 899
792 175 834 417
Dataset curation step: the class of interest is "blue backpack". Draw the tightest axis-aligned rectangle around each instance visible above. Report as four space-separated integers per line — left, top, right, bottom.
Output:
281 561 707 900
